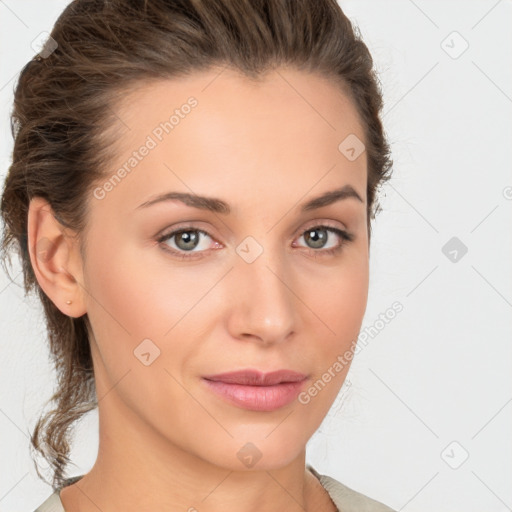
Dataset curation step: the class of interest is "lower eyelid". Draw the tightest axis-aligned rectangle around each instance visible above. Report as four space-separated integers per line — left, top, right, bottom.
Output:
158 225 351 256
294 227 351 249
158 228 213 251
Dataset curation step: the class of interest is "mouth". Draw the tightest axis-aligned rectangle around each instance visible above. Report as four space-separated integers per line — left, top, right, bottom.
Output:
201 369 308 412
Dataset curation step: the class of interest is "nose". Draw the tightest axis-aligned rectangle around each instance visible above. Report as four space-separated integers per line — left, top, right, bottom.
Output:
226 245 298 346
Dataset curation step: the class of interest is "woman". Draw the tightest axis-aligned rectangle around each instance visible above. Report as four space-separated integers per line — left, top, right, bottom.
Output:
0 0 395 510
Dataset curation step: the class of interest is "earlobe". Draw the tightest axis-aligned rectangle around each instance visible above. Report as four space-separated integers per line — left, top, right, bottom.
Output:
27 196 86 318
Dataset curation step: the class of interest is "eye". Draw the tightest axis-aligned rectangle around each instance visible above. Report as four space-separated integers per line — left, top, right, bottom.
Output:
293 224 354 257
157 227 217 260
156 223 353 260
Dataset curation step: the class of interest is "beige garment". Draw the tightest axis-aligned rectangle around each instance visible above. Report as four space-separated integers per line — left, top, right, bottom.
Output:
33 465 396 512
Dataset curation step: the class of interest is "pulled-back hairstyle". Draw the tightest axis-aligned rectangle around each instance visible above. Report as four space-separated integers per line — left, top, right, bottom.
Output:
0 0 392 490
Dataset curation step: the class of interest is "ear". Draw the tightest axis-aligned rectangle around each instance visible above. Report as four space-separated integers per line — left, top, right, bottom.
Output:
27 196 87 318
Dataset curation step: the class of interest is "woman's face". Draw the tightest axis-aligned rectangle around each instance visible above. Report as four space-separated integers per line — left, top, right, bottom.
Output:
78 66 369 470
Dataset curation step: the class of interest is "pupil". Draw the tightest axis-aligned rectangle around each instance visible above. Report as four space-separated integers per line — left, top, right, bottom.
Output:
177 231 198 250
306 228 326 249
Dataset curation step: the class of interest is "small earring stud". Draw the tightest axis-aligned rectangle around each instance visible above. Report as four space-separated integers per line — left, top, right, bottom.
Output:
66 300 72 305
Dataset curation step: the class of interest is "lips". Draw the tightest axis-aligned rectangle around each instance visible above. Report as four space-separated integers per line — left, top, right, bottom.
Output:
202 369 307 386
201 369 308 412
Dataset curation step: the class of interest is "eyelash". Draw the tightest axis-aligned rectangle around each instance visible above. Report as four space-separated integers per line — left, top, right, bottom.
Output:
156 223 354 261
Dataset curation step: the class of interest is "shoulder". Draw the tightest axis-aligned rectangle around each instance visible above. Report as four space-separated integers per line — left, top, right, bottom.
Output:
307 465 397 512
32 475 84 512
32 492 64 512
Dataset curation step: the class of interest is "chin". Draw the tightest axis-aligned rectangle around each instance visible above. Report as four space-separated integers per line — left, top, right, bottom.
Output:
197 429 308 472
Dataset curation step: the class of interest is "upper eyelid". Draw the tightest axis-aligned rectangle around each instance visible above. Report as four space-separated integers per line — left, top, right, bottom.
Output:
158 221 350 246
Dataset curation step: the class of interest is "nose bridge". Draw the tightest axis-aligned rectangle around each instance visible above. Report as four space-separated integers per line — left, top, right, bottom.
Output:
231 234 297 342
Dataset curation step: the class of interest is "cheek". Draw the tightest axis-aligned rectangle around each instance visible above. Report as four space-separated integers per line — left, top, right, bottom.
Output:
307 251 369 346
334 262 368 335
83 234 198 339
81 232 220 383
81 237 202 423
297 253 368 406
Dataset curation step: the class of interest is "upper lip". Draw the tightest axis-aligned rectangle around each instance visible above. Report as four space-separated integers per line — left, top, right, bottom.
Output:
202 369 308 386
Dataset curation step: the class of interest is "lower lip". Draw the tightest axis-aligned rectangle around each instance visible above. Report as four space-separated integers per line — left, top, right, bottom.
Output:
202 378 306 412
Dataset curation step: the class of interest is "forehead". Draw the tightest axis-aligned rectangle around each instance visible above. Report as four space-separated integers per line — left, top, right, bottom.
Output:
114 66 365 139
94 66 367 214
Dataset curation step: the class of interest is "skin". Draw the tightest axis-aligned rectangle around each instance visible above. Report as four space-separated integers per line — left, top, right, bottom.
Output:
28 66 369 512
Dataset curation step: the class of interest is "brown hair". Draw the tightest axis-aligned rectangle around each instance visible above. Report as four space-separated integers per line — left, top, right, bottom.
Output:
0 0 392 490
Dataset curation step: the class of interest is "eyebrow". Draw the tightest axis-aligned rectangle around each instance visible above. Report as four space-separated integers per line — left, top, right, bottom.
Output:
136 184 363 214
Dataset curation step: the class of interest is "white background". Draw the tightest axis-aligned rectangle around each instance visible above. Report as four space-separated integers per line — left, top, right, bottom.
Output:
0 1 511 511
